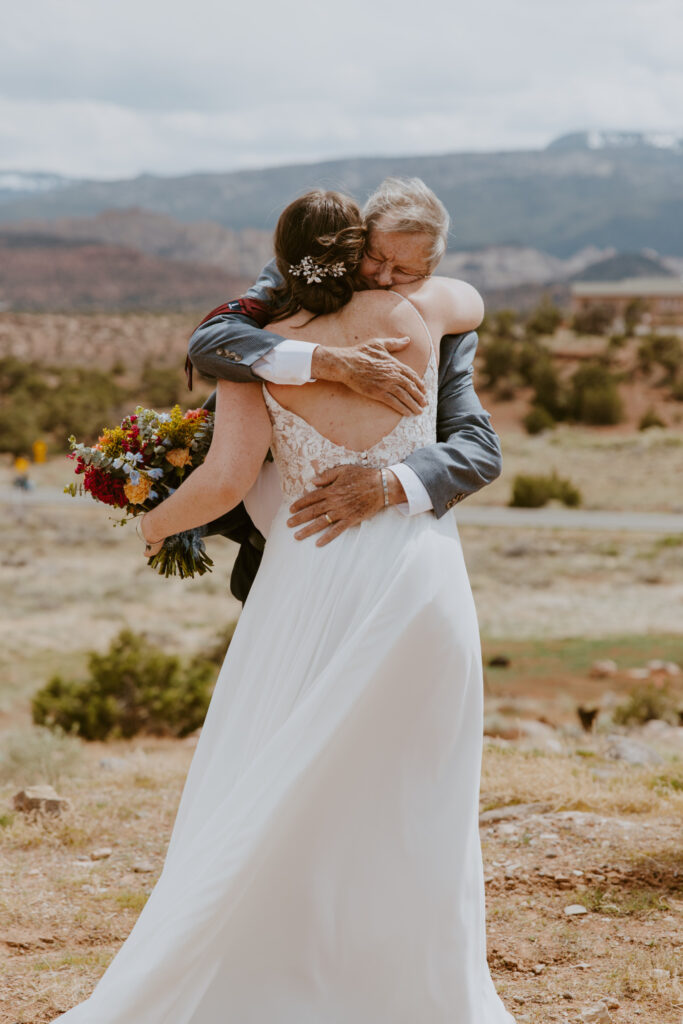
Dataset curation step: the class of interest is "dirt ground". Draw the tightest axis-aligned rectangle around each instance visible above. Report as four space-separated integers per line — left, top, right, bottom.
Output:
1 430 682 1023
0 735 680 1023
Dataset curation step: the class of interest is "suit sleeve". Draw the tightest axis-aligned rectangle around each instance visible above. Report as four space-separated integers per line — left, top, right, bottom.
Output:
187 260 287 384
401 330 503 518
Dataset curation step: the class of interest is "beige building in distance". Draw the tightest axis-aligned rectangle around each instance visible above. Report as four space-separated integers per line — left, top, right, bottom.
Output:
570 278 683 330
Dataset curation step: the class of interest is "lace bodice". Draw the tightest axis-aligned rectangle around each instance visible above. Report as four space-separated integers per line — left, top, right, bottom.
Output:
263 345 438 500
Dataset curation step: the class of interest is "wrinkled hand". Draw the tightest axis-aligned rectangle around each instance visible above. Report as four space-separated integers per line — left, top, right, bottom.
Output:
288 464 403 546
312 338 427 415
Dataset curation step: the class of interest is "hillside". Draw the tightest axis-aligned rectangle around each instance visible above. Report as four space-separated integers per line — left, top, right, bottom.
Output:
1 132 682 257
0 234 249 312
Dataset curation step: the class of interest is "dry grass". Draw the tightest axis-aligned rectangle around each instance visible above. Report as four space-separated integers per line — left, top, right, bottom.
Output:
481 744 683 819
0 736 680 1023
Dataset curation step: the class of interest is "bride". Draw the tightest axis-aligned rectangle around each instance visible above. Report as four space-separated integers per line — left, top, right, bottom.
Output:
53 190 516 1023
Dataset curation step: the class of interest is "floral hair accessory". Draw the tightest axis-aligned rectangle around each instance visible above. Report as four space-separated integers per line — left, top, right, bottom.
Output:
289 255 346 284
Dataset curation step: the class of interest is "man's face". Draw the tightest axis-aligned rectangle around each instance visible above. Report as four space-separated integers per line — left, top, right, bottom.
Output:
359 221 433 289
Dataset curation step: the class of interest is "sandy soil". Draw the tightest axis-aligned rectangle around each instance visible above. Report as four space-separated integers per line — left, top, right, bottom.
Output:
1 429 681 1023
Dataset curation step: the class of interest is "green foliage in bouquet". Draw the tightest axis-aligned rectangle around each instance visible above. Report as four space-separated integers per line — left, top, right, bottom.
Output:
65 404 216 578
32 630 216 741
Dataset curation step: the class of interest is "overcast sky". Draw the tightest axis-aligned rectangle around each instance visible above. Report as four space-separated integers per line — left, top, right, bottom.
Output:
2 0 682 180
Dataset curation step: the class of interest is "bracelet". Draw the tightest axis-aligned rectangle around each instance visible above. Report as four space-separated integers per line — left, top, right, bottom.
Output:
136 517 165 546
380 468 390 507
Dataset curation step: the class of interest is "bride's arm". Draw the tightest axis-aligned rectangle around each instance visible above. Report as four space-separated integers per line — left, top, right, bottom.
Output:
141 381 272 547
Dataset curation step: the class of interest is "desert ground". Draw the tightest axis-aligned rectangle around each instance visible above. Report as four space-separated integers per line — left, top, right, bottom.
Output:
1 311 682 1023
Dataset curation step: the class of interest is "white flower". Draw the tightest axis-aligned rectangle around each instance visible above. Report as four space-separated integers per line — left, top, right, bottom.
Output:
289 254 346 285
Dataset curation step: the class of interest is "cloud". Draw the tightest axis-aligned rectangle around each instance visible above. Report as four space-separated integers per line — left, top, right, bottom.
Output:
1 0 682 177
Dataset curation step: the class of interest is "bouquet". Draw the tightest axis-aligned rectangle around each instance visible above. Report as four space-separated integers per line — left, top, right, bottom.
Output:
65 405 215 578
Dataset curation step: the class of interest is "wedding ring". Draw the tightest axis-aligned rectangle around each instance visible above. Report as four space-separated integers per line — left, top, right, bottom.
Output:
324 513 333 525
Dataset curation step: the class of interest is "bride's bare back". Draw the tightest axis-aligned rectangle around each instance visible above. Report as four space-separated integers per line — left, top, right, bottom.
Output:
265 288 437 452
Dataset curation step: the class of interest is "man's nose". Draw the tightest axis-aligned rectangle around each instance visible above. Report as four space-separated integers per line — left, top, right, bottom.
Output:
376 264 393 286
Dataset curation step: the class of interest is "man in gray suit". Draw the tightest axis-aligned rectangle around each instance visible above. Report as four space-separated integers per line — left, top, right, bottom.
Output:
187 178 502 601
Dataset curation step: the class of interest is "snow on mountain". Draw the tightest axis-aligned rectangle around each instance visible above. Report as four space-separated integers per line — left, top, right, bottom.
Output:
0 172 74 196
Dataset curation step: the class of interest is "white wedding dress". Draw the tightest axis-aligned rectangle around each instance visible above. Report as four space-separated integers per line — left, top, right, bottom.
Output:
54 303 515 1023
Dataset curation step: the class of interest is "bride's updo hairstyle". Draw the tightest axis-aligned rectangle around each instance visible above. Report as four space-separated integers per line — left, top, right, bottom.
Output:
269 189 366 321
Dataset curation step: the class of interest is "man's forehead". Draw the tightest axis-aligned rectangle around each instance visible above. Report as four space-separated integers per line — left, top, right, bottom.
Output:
366 227 431 260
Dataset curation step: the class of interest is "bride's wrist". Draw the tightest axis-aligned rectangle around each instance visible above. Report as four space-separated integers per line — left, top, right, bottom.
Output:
140 513 165 545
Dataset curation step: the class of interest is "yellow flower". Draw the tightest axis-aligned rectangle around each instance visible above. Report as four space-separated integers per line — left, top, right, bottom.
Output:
124 475 152 504
165 447 193 468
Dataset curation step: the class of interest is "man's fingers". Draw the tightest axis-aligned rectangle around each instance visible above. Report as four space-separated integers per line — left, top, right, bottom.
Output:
288 505 327 528
289 489 327 514
371 392 415 416
316 521 350 546
381 336 411 352
294 515 330 540
392 385 425 415
311 469 338 486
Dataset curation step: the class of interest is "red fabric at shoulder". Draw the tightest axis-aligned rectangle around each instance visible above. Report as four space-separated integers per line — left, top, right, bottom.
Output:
194 296 272 331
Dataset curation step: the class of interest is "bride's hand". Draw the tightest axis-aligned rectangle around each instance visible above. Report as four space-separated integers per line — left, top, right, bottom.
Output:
139 514 165 559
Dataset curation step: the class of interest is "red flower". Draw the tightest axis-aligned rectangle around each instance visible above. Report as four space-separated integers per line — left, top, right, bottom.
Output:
82 465 128 507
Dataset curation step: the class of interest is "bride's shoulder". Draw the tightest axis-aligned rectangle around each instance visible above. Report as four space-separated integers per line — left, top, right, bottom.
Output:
400 277 484 333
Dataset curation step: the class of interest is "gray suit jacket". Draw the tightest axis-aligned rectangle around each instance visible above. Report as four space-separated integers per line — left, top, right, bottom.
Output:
188 260 502 518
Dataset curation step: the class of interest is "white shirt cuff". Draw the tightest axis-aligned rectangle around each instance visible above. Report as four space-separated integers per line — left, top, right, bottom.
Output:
251 339 317 385
387 463 434 516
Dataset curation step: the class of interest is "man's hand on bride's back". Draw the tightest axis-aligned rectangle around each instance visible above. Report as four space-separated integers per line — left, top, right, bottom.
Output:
287 464 406 546
311 338 427 416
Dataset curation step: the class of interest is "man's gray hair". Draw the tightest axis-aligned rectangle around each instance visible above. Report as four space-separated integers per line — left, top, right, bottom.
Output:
362 177 450 271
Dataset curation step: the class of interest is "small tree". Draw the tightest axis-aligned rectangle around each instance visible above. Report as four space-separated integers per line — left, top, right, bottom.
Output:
623 297 646 336
482 337 517 388
572 303 614 336
32 630 215 741
569 362 623 425
488 309 518 340
637 334 683 385
526 297 563 337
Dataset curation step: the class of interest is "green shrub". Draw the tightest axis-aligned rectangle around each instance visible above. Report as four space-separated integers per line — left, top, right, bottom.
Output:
482 337 516 388
623 298 646 336
0 401 43 456
529 360 568 420
139 361 185 409
613 683 681 727
571 304 614 336
517 341 546 386
569 362 623 425
487 309 518 339
509 471 582 508
638 407 666 431
32 630 216 741
525 297 563 337
553 476 582 507
637 334 683 384
523 405 556 435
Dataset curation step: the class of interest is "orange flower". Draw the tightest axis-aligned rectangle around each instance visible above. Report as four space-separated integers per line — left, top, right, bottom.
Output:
165 447 193 468
123 475 152 504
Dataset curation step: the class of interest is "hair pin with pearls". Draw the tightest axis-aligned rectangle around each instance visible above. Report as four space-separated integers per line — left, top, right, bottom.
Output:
289 255 346 284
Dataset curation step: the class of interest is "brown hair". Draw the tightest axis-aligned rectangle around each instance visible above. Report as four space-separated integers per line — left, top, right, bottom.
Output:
269 189 366 321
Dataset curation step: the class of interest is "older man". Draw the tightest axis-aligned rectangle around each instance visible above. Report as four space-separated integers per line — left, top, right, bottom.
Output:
186 177 501 601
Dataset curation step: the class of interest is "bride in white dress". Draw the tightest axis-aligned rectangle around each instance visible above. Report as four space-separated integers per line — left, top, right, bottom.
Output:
53 190 515 1023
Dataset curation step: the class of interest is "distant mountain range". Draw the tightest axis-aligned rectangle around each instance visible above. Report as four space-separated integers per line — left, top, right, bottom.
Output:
1 132 682 257
1 133 681 313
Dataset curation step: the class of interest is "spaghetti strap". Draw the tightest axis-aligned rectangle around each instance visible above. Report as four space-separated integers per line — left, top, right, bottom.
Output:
386 289 435 351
